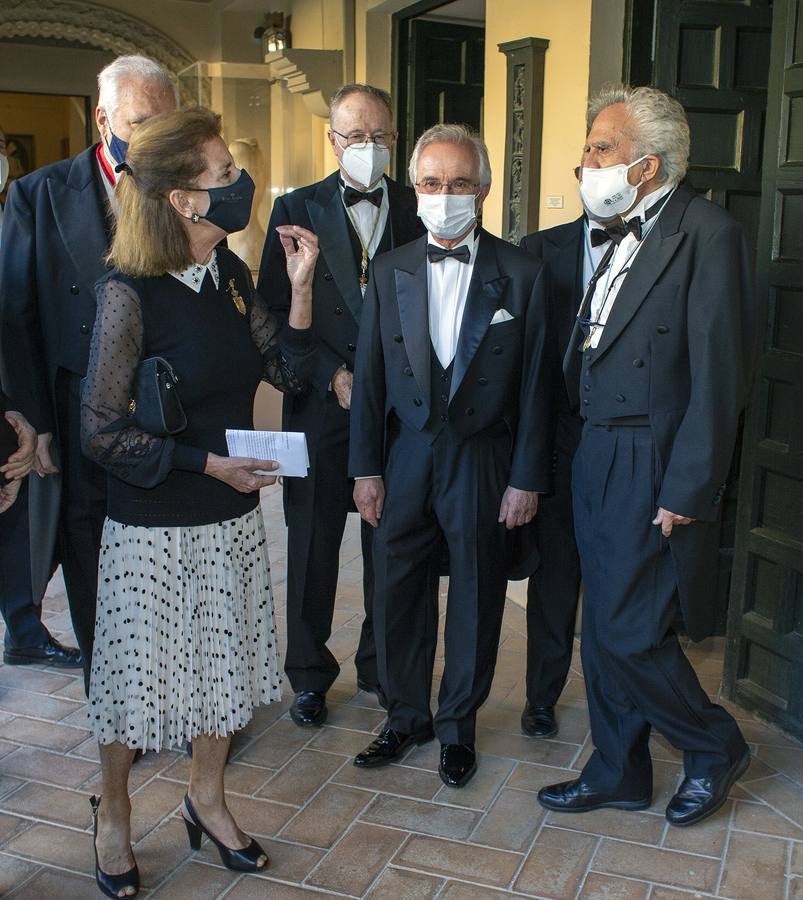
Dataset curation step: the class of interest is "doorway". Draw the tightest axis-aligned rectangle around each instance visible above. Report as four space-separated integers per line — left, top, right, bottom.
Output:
393 0 486 182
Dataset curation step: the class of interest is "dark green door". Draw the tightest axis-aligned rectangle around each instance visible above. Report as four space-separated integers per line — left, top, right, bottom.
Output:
724 0 803 742
629 0 773 633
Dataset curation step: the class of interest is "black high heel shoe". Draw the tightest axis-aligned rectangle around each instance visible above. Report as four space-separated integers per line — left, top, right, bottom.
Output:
90 796 140 899
182 793 269 872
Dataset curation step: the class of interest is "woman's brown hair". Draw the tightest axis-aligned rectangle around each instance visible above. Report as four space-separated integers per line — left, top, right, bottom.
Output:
107 107 222 277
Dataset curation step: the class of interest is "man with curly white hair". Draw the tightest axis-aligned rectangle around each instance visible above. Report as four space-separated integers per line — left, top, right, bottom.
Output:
537 85 755 827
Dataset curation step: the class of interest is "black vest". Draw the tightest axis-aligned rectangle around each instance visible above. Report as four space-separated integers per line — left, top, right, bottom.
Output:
423 343 454 438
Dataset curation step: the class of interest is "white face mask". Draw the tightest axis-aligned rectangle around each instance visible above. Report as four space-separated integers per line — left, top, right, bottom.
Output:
0 154 8 193
417 192 478 240
340 142 389 189
579 155 647 219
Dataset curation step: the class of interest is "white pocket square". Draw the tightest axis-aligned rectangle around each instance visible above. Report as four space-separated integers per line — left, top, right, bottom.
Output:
490 308 514 324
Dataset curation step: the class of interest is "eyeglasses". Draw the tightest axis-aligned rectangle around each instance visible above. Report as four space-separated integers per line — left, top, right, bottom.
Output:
331 129 396 149
415 178 480 195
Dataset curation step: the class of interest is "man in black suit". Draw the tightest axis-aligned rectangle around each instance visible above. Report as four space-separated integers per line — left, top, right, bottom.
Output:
0 56 176 689
258 84 425 728
518 208 612 739
349 125 552 788
539 86 754 827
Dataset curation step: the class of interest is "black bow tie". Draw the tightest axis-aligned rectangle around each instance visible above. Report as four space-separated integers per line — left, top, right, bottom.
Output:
427 244 471 264
343 185 383 208
590 217 642 247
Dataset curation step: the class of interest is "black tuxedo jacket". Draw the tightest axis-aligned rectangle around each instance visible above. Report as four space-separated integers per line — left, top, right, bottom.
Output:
257 171 424 450
564 183 756 638
0 146 110 433
349 229 552 494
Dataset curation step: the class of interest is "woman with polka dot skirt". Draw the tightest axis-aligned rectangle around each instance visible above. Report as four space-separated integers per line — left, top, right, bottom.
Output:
80 107 318 898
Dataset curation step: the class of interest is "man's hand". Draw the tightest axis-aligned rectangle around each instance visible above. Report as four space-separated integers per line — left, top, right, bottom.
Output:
1 411 37 480
34 432 59 477
354 477 384 527
0 478 22 514
498 487 539 529
653 507 695 537
331 368 353 411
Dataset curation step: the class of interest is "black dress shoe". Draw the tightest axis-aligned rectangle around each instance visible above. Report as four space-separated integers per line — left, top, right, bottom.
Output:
521 703 558 738
4 636 83 669
354 725 434 768
289 691 328 727
439 743 477 788
665 747 750 827
538 778 651 812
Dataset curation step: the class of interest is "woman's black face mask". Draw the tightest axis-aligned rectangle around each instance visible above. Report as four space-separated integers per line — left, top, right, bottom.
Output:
200 169 256 234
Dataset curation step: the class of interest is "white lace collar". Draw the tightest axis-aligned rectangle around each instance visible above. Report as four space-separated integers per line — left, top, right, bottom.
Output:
169 250 220 293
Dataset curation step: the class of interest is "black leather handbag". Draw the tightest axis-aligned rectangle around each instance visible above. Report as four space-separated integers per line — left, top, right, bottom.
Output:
127 356 187 436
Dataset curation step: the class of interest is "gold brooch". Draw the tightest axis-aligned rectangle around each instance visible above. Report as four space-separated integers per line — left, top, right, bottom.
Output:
228 278 246 316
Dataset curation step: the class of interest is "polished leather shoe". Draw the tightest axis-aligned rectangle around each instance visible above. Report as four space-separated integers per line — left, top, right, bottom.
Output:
538 778 651 812
665 748 750 827
354 725 434 768
289 691 328 727
4 636 82 669
357 677 388 708
521 703 558 738
439 743 477 788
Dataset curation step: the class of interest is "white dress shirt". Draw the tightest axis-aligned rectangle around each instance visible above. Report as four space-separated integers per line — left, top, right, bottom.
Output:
586 181 676 348
339 176 389 263
169 250 220 293
427 230 479 368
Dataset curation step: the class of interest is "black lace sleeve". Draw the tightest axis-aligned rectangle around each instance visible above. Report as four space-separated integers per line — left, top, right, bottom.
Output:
80 278 206 488
246 265 315 395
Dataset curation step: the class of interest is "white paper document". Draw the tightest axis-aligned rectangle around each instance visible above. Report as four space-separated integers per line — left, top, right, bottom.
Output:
225 429 310 478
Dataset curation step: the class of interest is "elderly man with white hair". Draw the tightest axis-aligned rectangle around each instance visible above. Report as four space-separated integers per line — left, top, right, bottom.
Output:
537 85 755 827
0 55 176 691
349 124 552 787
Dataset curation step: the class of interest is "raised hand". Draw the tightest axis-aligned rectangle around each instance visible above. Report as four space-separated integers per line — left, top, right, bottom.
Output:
276 225 319 291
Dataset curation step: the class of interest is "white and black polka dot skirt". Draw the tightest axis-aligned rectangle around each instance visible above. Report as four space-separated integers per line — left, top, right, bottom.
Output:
89 507 282 751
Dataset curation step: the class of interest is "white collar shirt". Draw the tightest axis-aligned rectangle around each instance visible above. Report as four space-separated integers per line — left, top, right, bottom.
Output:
586 181 676 348
169 250 220 293
427 230 479 368
339 176 389 263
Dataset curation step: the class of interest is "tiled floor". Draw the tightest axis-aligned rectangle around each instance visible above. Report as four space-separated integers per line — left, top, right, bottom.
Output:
1 484 802 898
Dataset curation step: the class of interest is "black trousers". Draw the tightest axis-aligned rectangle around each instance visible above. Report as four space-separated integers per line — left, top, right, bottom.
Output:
373 420 511 745
525 412 582 707
284 396 376 693
55 369 107 692
0 479 49 650
573 423 747 794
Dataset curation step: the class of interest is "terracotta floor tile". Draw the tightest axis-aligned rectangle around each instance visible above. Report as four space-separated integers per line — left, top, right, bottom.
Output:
578 872 649 899
128 777 187 842
732 799 803 839
662 799 731 857
334 760 443 801
591 838 720 892
514 825 597 897
225 876 338 897
308 726 379 757
0 666 74 694
648 889 708 900
0 716 90 753
438 881 529 898
476 730 579 768
237 719 314 769
546 807 666 845
0 775 25 802
163 756 274 796
0 852 39 894
0 687 81 722
401 739 442 772
741 755 777 782
365 867 443 898
219 793 297 838
279 783 371 848
469 787 545 851
1 782 91 828
256 749 344 806
9 867 95 898
3 821 94 874
433 754 516 810
150 859 241 897
506 761 578 793
648 760 683 813
792 841 803 875
133 815 194 887
719 830 788 899
324 702 386 733
0 745 98 789
739 721 803 750
757 746 803 786
307 822 406 894
790 877 803 900
0 811 31 844
393 834 521 888
742 774 803 829
249 836 324 882
361 794 480 840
